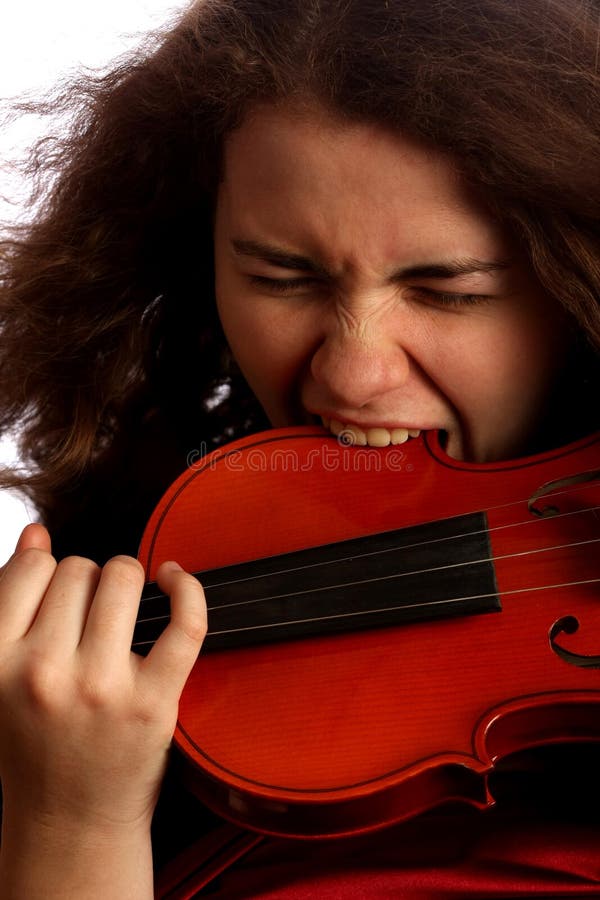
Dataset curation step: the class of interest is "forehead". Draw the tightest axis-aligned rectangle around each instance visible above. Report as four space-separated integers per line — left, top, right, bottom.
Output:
218 103 511 268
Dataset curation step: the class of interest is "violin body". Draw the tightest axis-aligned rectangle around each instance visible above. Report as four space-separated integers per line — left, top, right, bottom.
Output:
138 426 600 838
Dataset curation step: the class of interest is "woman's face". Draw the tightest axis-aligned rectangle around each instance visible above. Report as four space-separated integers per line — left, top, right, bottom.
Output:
214 104 571 462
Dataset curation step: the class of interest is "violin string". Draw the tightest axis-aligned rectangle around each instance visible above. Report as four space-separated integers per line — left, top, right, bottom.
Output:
132 531 600 639
138 533 600 619
133 489 600 640
131 575 600 649
222 535 600 612
137 508 600 618
138 501 600 601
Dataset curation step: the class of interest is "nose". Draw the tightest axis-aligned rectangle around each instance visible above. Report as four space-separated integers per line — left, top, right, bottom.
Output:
309 323 410 409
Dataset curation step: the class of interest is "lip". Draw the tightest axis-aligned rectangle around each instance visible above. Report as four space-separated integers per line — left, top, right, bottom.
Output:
308 410 429 432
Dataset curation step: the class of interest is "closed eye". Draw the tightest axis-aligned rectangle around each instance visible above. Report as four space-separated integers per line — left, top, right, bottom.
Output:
248 277 494 306
411 288 493 308
249 275 320 294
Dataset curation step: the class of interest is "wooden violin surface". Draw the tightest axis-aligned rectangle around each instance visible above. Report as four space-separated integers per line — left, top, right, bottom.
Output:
137 426 600 838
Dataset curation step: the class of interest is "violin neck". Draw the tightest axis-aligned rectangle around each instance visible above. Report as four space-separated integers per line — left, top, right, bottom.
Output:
133 511 499 654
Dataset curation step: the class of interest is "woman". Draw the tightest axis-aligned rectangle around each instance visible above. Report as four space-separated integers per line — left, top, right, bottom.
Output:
0 0 599 896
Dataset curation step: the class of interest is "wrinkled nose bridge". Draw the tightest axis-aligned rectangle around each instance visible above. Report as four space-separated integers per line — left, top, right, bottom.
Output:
309 318 409 405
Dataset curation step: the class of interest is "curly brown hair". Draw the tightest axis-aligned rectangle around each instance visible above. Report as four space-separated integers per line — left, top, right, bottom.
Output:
1 0 599 560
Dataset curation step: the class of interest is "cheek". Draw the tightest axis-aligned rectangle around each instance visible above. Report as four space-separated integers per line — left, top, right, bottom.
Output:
216 290 311 414
490 313 565 397
426 313 559 438
448 311 562 400
215 271 270 364
444 312 567 459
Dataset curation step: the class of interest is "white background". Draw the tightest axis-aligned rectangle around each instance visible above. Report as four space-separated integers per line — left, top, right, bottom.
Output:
0 1 190 564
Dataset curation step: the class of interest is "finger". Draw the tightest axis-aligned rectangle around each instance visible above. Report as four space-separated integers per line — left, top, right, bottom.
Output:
14 523 52 555
0 523 51 582
28 555 101 650
77 555 146 667
0 546 57 639
141 562 207 706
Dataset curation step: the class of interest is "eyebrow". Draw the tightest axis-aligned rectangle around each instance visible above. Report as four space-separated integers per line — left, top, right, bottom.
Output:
232 240 331 276
232 239 512 279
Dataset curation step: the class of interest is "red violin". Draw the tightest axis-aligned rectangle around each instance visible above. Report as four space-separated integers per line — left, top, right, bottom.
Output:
135 426 600 839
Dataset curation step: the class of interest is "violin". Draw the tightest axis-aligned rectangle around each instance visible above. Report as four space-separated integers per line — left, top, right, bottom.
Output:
135 426 600 840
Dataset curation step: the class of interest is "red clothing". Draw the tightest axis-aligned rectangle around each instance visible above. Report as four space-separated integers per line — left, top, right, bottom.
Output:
156 800 600 898
212 815 600 898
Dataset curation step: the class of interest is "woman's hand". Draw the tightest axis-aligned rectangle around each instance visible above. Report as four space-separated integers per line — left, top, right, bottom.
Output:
0 523 207 898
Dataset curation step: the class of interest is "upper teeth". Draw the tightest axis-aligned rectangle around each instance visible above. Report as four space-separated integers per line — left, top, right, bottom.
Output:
321 417 421 447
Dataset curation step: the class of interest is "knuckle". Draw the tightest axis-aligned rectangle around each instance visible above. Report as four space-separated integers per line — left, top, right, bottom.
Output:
104 555 145 588
76 673 118 710
57 555 100 579
132 694 164 729
173 569 204 596
21 653 66 712
175 575 208 644
16 546 57 575
178 611 208 646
